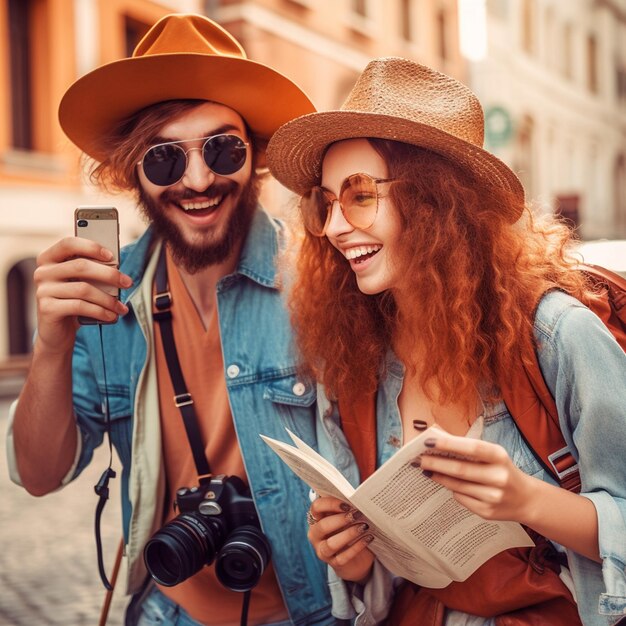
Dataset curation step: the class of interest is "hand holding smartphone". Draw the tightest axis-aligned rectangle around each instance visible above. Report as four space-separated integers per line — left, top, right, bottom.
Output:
74 206 120 325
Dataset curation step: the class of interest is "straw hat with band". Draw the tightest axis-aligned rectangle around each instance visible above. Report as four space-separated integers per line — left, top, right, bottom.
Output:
58 13 315 165
266 57 524 219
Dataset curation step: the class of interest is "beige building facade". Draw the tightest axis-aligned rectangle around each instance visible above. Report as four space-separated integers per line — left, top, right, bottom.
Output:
0 0 463 364
467 0 626 238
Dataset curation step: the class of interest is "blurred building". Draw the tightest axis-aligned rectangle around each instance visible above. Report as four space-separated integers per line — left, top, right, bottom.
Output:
214 0 464 221
0 0 462 363
464 0 626 238
0 0 202 366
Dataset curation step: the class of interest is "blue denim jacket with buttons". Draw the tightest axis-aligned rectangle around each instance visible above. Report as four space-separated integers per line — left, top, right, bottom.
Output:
317 290 626 626
66 208 337 625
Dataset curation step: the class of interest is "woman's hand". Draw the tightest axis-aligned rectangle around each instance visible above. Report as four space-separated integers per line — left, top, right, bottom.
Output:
417 435 537 524
417 433 601 561
308 495 375 583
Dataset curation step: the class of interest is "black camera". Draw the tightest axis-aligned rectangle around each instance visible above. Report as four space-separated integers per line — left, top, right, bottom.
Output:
143 475 271 592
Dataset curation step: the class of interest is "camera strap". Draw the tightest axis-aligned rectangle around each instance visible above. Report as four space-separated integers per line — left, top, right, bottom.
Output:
152 245 255 626
153 245 212 482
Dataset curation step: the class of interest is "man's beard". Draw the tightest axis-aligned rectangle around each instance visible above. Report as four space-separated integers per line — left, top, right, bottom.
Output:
138 176 260 274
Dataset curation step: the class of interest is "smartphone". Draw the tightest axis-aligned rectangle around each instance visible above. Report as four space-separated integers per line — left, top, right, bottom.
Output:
74 206 120 325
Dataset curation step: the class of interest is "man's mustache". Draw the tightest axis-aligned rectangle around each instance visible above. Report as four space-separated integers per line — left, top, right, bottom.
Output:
161 180 238 204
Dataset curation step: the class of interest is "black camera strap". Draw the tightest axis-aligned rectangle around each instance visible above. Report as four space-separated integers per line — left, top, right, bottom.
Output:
153 246 211 482
152 245 254 626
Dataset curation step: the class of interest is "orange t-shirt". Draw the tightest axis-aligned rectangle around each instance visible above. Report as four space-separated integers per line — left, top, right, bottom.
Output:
154 251 289 626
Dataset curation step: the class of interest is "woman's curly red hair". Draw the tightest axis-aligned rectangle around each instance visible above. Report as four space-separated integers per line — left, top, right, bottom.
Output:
287 139 592 408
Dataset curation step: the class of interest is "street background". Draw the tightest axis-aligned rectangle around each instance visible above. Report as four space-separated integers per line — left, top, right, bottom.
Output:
1 1 625 624
0 389 128 625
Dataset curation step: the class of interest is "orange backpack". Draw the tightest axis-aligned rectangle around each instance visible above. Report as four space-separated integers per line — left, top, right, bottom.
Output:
338 264 626 625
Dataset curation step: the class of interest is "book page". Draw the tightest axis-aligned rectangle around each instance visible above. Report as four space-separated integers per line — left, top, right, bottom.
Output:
351 519 454 588
259 434 355 501
350 427 533 586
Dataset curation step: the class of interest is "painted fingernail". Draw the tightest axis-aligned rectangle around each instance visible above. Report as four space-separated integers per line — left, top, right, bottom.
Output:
348 510 362 521
363 535 374 544
360 523 369 532
422 470 433 478
413 419 428 431
424 438 437 448
411 458 421 468
339 503 351 512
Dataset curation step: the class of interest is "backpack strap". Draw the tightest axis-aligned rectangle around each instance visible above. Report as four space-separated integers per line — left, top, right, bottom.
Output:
501 355 581 492
337 392 378 482
502 264 626 493
579 263 626 339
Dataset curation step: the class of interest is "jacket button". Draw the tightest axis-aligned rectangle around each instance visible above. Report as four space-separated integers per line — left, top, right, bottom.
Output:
292 382 306 396
226 364 240 378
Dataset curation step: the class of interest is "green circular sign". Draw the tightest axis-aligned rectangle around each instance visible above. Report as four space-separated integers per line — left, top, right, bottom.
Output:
485 106 514 148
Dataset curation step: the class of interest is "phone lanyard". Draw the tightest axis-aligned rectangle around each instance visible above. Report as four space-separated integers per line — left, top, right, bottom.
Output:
94 324 117 591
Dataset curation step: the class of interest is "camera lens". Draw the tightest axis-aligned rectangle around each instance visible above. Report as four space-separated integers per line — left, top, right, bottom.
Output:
77 219 88 227
215 525 272 592
144 514 221 586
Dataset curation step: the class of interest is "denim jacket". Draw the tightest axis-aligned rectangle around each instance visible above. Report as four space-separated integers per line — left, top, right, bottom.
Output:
7 208 337 626
316 290 626 626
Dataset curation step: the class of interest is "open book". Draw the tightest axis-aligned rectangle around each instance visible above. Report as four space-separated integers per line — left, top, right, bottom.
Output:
261 427 533 588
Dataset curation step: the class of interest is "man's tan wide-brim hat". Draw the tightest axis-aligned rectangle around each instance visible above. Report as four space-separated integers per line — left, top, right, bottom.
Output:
58 13 315 163
267 57 524 213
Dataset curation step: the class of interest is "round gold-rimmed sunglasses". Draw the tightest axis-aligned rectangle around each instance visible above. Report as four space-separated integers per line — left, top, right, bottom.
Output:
300 173 397 237
138 134 249 187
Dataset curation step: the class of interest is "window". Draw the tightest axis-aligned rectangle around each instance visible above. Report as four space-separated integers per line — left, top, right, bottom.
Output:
437 8 448 61
521 0 534 54
562 23 573 79
400 0 413 41
282 0 314 7
514 114 534 197
353 0 368 18
347 0 374 36
125 16 152 57
8 0 33 150
587 34 598 94
544 6 554 68
486 0 508 20
616 59 626 104
554 194 580 229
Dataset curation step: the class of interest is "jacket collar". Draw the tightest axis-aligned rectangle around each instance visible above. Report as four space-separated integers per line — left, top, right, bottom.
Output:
235 206 283 289
120 205 283 301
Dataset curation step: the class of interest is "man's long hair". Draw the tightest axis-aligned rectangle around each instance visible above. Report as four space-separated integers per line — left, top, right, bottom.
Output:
287 138 592 408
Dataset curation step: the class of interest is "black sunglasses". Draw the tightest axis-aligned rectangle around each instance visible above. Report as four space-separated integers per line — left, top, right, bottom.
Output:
138 133 249 187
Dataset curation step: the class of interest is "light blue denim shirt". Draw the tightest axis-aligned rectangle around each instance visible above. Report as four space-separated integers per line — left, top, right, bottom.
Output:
22 208 338 626
316 290 626 626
